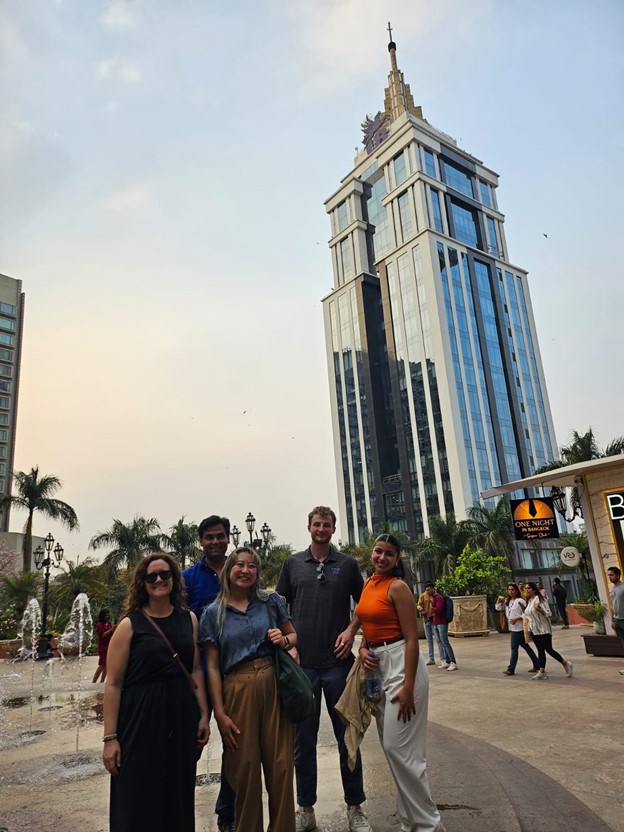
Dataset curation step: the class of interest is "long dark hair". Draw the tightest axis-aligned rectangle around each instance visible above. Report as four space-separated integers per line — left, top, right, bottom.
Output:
98 608 110 623
125 552 186 614
374 534 405 578
505 583 520 607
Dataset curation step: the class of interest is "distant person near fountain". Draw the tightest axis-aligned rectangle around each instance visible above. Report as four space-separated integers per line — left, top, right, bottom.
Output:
102 553 210 832
92 609 116 684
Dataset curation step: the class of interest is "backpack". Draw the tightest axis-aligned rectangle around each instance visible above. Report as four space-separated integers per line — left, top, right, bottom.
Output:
444 594 454 623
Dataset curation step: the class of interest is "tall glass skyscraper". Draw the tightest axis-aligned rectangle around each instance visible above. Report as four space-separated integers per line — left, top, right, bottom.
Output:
0 273 24 533
323 36 557 544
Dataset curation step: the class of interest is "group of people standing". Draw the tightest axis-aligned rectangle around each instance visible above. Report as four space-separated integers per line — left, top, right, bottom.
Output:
101 507 446 832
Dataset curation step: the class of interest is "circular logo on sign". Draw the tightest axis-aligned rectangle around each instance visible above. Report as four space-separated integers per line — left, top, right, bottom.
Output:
560 546 581 568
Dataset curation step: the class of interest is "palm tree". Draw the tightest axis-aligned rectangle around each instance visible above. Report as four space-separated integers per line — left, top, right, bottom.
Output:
464 497 515 570
0 572 41 618
49 557 108 611
162 516 200 569
536 428 624 516
261 543 294 588
413 514 470 577
0 466 79 573
89 516 166 578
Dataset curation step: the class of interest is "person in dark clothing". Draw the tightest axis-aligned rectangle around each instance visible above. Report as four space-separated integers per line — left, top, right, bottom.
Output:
552 578 569 628
183 515 237 832
103 553 209 832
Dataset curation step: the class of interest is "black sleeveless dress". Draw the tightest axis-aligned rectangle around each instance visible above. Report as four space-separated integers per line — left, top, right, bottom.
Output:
110 609 200 832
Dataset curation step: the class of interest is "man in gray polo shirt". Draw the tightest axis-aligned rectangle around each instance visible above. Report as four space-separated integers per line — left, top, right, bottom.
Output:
276 506 372 832
607 566 624 676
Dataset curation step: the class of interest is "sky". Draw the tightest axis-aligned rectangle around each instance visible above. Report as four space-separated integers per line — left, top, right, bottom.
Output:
1 0 623 562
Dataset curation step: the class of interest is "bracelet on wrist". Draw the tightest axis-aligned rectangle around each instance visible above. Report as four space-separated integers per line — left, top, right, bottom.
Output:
103 733 118 742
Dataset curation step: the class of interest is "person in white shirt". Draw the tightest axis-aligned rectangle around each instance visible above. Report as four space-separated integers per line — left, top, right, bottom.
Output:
495 583 539 675
524 582 573 681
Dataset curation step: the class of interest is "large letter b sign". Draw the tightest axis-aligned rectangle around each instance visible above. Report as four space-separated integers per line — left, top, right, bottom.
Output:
606 492 624 521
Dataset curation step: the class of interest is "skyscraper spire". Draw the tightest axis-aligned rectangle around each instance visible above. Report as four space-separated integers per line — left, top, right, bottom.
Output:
383 22 424 123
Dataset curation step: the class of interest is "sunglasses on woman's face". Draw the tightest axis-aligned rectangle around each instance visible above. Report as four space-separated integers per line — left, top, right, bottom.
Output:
145 570 172 584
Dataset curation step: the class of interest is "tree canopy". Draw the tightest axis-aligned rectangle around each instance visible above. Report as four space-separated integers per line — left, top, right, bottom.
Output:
89 516 166 578
0 466 79 573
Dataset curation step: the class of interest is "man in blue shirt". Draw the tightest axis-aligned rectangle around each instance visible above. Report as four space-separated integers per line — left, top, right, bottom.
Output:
182 515 235 832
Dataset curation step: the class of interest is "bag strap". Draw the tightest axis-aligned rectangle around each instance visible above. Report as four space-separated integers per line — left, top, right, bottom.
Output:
141 610 198 691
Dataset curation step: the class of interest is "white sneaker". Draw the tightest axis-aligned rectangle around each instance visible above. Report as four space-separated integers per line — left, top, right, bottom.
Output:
619 669 624 676
295 808 317 832
347 805 372 832
564 660 574 678
447 662 458 671
438 661 449 669
425 659 435 666
532 672 548 680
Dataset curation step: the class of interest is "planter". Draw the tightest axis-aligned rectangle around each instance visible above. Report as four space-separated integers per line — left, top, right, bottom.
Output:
448 595 489 638
568 603 592 625
582 634 624 657
593 620 607 635
0 638 21 659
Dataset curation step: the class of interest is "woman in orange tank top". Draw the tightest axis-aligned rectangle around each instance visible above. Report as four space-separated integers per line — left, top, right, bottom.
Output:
356 535 445 832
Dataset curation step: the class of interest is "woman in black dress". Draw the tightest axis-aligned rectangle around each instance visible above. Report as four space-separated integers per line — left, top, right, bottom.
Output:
103 553 209 832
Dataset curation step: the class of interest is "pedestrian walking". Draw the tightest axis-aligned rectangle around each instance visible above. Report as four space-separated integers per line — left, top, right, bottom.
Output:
495 584 538 675
524 582 573 681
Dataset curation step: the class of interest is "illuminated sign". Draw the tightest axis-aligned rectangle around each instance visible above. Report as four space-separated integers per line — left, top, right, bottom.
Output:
510 497 559 541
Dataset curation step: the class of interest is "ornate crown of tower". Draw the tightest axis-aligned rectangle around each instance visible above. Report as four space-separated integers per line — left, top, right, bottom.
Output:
384 22 424 122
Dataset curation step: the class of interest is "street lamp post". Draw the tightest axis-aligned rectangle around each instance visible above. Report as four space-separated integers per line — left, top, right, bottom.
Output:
231 525 241 547
34 532 64 659
238 513 272 556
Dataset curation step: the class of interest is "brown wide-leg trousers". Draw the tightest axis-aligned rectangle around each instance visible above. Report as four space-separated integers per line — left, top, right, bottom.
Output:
223 656 295 832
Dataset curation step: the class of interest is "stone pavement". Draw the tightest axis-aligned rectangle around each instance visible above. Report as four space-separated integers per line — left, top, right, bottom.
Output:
0 625 622 832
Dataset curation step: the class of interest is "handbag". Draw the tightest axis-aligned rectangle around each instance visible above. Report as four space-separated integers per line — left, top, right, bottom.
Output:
266 595 316 724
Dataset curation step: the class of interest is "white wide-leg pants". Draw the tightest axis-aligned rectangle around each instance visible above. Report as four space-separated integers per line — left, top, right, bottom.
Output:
375 640 442 832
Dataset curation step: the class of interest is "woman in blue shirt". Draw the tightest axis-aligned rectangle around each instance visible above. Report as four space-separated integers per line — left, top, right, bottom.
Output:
200 546 297 832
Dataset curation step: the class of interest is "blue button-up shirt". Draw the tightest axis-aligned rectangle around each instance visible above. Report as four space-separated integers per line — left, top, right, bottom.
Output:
199 593 291 674
182 559 222 620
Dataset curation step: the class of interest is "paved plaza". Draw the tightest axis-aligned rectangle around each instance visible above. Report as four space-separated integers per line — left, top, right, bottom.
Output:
0 625 622 832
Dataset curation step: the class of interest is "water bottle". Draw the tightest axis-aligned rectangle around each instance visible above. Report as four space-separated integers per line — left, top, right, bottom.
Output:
364 653 383 702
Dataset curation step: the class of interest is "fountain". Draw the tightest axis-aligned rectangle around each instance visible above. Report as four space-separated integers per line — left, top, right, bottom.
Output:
58 593 93 751
17 598 42 732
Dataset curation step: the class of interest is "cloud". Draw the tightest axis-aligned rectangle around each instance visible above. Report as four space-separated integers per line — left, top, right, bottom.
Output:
102 183 152 212
101 1 140 31
97 56 141 84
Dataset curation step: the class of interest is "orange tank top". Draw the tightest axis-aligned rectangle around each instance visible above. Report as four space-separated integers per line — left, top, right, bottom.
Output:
357 574 403 644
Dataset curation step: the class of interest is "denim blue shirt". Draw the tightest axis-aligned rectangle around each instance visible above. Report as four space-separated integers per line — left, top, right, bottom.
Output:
199 592 291 674
182 559 222 620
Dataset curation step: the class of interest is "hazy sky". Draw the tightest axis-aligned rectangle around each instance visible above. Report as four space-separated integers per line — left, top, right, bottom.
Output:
1 0 623 561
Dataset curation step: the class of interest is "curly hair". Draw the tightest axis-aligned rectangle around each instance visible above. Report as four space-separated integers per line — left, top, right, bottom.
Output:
124 552 186 614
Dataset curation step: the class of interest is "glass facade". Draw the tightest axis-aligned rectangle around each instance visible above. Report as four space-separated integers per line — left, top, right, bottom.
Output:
340 237 355 283
431 189 444 233
363 167 392 264
479 180 491 207
487 216 499 256
451 201 479 248
441 159 473 197
337 201 348 232
421 147 436 178
397 191 415 241
394 151 407 186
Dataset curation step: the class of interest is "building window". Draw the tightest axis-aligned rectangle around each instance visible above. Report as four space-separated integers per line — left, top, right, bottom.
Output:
0 382 10 393
421 147 436 178
0 334 14 347
0 413 7 425
394 151 407 187
431 189 444 233
397 191 415 241
337 201 348 232
0 397 9 409
451 201 479 247
441 159 473 197
0 446 6 459
340 237 355 282
479 180 491 207
0 318 15 332
0 348 12 361
0 430 7 441
0 303 15 316
487 217 499 257
0 462 5 474
0 366 10 377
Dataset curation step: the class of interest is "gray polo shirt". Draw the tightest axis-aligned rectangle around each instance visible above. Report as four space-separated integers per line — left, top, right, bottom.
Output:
276 547 363 669
610 580 624 619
